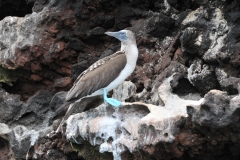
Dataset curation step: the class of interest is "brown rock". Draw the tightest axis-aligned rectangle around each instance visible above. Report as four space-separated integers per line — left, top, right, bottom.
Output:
54 77 72 88
30 74 42 81
179 132 203 147
59 67 71 75
31 62 42 73
42 80 54 86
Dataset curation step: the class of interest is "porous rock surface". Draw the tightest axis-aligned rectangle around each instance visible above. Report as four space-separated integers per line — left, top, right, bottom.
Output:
0 0 240 160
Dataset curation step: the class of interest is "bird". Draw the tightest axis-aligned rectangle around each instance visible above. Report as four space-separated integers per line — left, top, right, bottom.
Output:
55 30 138 132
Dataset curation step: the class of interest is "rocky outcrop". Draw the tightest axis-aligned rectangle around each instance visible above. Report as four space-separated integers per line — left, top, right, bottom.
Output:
65 77 203 160
0 0 240 160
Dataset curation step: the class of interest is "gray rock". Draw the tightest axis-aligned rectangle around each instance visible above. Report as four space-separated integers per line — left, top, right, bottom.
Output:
181 7 230 62
0 123 14 160
112 81 136 101
0 89 54 160
0 123 11 139
0 89 23 124
215 67 240 94
10 90 54 130
188 59 219 94
49 91 67 111
188 90 240 128
0 124 41 160
180 27 210 56
146 13 175 39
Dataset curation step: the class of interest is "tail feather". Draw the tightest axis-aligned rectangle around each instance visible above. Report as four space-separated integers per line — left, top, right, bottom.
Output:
56 103 77 133
55 100 82 132
53 95 103 133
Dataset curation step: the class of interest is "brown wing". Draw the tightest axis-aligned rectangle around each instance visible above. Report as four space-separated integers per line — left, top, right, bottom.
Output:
66 52 126 101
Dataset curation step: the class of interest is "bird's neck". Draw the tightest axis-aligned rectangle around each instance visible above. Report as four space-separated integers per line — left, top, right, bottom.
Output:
120 43 127 51
120 43 138 66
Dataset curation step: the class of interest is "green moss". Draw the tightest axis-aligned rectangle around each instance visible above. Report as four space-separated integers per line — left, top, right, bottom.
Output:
71 142 113 160
0 65 29 86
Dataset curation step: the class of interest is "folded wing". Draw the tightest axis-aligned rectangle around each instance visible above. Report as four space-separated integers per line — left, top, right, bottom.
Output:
66 52 126 101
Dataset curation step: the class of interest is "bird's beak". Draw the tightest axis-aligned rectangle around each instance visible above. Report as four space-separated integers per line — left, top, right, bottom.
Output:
105 31 121 38
105 31 127 41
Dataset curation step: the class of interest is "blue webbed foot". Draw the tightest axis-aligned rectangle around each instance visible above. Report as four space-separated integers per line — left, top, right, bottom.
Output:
102 89 122 107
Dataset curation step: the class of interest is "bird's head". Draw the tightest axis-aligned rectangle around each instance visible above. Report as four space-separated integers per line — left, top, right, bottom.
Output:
105 30 136 45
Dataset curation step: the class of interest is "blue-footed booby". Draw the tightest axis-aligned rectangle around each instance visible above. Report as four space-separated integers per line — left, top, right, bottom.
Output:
55 30 138 132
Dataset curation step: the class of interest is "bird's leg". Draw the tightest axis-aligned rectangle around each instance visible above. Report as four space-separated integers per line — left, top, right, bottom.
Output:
102 88 122 107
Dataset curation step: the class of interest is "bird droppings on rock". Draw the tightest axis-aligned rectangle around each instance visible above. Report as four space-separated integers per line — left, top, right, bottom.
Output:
64 76 204 159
